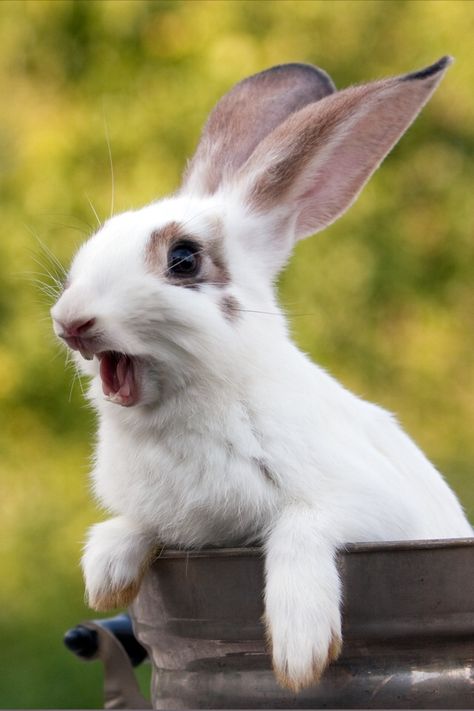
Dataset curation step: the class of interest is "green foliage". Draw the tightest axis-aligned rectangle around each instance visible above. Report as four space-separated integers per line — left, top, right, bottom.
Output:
1 0 473 707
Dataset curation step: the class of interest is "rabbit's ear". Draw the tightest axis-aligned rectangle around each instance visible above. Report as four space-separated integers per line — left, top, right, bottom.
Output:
239 57 452 249
181 63 336 196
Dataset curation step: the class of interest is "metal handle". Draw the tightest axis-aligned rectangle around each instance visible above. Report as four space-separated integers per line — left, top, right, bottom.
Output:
64 614 151 709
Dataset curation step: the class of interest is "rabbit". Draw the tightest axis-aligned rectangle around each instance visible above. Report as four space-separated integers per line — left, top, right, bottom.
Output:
51 57 472 692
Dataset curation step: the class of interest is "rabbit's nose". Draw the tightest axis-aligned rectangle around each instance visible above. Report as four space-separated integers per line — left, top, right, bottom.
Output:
56 317 96 339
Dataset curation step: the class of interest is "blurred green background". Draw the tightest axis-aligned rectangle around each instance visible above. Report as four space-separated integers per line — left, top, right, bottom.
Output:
0 0 473 707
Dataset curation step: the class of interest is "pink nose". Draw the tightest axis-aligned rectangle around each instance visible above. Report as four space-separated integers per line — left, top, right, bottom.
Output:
57 317 96 339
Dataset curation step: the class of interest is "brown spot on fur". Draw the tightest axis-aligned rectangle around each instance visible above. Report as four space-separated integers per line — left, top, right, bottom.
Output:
328 631 342 663
273 637 342 692
255 458 278 486
263 611 342 692
200 215 230 286
221 294 240 321
145 221 183 273
88 578 142 612
86 547 158 612
206 238 230 285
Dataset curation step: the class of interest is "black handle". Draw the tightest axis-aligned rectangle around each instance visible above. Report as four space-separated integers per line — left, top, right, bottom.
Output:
64 613 148 666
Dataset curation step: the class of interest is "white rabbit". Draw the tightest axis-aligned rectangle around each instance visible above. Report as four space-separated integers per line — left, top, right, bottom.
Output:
51 58 472 692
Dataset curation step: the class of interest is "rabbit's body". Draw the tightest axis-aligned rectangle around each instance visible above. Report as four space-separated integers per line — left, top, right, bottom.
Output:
93 333 470 547
52 59 471 691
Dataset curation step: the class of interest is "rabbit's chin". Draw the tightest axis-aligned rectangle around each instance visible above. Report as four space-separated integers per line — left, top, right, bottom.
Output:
98 351 139 407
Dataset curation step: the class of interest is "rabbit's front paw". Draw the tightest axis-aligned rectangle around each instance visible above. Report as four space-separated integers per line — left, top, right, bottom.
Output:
266 606 342 692
82 518 155 611
264 507 343 691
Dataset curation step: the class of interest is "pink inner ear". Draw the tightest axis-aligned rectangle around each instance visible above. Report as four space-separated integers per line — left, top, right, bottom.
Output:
295 122 377 236
240 62 449 246
182 63 336 197
292 77 446 238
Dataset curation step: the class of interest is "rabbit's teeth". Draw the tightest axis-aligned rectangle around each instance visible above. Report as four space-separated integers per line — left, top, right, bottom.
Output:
105 392 126 405
80 348 94 361
99 351 138 406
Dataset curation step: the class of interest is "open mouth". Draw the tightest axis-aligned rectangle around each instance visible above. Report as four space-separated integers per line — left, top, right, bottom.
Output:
97 352 138 407
59 333 140 407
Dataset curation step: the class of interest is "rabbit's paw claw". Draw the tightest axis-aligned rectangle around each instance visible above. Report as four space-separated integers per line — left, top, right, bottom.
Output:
87 578 142 612
266 615 342 692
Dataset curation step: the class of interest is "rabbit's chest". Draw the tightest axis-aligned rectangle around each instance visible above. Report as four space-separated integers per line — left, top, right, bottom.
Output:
93 406 280 546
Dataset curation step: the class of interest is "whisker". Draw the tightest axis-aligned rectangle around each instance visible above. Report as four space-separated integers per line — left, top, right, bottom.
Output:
19 270 60 284
229 308 282 316
51 346 67 364
35 236 67 277
102 103 115 219
68 366 78 403
24 225 68 281
48 220 92 236
24 261 65 296
22 265 64 283
85 193 102 229
232 307 317 318
25 274 63 297
78 372 87 399
37 212 96 232
178 207 212 231
35 285 62 300
28 253 61 275
169 202 222 235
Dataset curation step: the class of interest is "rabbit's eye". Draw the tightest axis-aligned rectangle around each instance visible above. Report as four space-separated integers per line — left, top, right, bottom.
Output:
167 241 201 278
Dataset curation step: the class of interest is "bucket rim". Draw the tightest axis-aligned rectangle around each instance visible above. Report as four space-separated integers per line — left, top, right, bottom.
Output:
156 536 474 560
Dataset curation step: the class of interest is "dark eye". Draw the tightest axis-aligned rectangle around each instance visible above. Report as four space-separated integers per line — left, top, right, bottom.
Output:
167 241 201 278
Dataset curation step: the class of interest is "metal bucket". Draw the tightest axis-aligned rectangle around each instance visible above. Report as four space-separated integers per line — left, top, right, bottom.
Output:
129 538 474 709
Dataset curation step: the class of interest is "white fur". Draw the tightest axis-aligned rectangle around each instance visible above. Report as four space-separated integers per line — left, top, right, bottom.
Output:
51 61 471 691
82 516 156 609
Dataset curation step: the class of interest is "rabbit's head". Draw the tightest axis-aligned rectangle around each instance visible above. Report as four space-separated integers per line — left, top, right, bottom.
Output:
51 58 451 408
